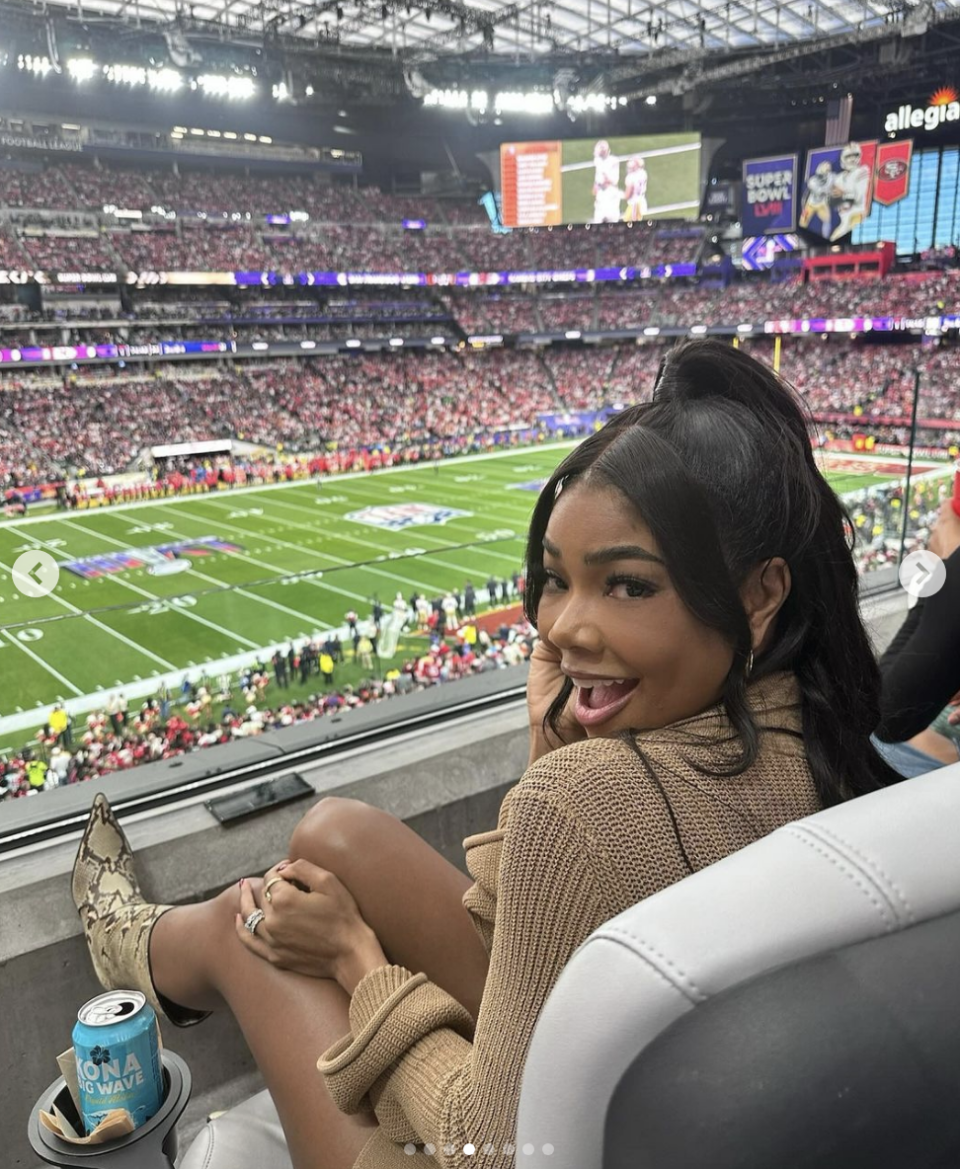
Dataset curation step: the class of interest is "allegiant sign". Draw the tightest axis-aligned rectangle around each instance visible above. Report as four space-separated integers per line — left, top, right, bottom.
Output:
885 87 960 133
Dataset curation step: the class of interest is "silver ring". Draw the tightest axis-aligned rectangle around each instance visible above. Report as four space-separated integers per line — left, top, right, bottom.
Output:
243 908 265 936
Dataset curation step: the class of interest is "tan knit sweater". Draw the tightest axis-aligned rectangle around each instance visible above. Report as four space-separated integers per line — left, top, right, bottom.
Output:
317 670 821 1168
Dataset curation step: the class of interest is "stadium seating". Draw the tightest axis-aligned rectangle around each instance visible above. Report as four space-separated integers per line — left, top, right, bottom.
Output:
2 337 957 490
178 762 960 1169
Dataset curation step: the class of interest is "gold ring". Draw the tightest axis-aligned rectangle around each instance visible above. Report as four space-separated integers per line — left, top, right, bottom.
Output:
263 876 286 903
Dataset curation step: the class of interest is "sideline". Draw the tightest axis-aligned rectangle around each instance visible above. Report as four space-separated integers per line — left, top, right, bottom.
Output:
0 440 578 529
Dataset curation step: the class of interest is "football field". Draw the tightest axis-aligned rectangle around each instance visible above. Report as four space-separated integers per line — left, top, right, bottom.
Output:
0 446 567 733
0 444 917 741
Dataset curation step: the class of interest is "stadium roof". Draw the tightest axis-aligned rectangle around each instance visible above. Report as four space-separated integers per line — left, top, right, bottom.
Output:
54 0 960 58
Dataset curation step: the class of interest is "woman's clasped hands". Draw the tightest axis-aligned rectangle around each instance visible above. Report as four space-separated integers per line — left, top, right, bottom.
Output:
236 859 388 994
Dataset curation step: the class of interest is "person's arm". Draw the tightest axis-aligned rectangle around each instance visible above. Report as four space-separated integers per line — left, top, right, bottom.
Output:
316 785 610 1164
876 543 960 742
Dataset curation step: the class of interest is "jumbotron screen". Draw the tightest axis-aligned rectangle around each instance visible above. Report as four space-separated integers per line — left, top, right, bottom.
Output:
499 132 702 228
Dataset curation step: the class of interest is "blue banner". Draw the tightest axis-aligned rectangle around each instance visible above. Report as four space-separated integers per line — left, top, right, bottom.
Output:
741 155 797 235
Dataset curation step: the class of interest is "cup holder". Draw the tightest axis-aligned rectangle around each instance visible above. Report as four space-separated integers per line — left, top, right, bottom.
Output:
28 1050 191 1169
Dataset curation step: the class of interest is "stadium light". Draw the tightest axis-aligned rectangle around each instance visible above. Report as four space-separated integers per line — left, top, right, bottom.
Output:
67 57 98 83
346 339 362 348
423 86 614 116
196 74 256 100
690 325 708 334
149 67 184 92
101 67 179 92
567 94 620 114
104 63 146 85
737 323 753 332
300 340 316 349
389 338 404 346
252 341 269 350
643 326 660 336
565 330 582 339
18 54 54 76
430 336 446 345
494 90 553 115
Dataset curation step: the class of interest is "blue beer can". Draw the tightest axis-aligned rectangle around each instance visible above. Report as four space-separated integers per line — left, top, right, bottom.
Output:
72 989 164 1135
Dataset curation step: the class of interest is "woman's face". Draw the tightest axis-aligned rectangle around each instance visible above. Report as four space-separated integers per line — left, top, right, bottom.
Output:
538 479 735 737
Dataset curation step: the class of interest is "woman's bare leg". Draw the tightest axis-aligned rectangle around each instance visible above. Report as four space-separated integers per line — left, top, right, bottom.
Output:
147 797 493 1164
287 798 491 1020
150 881 378 1169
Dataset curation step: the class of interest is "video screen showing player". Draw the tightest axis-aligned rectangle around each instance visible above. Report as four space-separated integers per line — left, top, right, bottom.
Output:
591 140 622 224
829 142 871 242
799 160 836 240
623 157 648 222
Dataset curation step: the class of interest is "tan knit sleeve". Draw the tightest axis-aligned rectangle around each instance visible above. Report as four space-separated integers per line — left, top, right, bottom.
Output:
316 786 609 1167
460 785 516 955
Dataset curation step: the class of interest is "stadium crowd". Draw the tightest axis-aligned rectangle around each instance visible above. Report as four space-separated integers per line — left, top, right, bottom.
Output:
2 338 959 491
0 350 560 486
1 158 706 275
0 613 536 798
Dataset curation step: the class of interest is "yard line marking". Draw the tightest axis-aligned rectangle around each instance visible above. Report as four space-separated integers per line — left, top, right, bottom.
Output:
52 517 331 632
113 505 370 605
247 492 524 579
144 501 443 599
9 523 258 652
83 614 178 670
1 629 84 696
0 552 174 673
271 486 525 566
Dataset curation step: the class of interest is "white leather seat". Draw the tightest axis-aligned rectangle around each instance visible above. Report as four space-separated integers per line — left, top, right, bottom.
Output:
181 1086 291 1169
182 763 960 1169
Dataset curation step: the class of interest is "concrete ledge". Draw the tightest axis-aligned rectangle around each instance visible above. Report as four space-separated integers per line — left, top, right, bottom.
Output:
1 700 528 1168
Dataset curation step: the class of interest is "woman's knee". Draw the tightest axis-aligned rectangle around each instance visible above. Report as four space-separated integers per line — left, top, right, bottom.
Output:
289 796 376 865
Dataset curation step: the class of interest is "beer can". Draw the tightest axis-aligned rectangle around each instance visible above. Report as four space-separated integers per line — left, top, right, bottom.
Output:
72 990 164 1135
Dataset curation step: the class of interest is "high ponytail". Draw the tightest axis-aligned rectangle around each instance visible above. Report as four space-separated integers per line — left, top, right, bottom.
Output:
524 338 902 807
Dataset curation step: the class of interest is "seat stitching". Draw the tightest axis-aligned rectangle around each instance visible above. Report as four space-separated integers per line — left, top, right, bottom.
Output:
781 825 897 930
590 928 707 1002
804 821 915 925
200 1123 215 1169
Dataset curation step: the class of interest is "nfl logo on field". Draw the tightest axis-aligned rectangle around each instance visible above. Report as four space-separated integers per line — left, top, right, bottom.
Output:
345 503 473 530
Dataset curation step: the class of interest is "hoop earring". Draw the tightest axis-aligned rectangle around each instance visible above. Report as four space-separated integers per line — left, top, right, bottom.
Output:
745 649 754 679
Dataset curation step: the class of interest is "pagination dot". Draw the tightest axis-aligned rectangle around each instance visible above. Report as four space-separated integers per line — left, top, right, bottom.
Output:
403 1144 417 1156
522 1144 535 1155
483 1143 496 1155
542 1145 555 1156
424 1145 436 1156
464 1145 476 1156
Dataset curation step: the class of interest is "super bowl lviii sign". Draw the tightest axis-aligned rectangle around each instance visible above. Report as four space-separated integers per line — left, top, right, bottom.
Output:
741 156 797 235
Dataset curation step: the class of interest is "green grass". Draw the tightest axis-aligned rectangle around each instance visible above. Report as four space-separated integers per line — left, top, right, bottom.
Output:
560 132 702 225
0 442 909 754
819 472 895 496
0 446 557 749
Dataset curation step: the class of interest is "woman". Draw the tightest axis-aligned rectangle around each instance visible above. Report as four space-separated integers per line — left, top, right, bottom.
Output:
72 340 901 1169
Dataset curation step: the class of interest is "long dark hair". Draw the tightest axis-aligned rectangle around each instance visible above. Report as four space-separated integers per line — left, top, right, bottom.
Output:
523 338 902 810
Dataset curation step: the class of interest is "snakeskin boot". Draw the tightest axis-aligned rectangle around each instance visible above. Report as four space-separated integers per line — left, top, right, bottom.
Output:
72 792 209 1027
